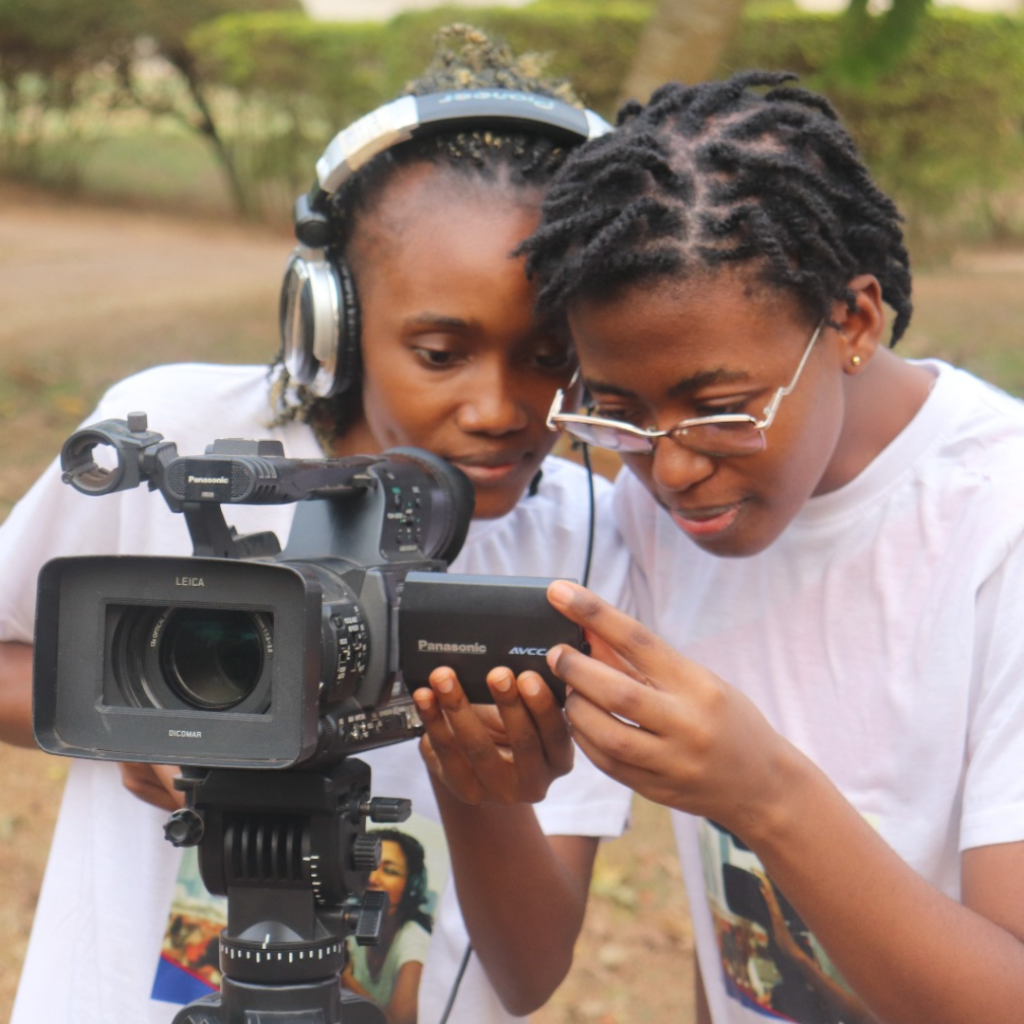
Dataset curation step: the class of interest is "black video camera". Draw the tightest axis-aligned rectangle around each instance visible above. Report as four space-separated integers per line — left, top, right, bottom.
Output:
33 414 583 770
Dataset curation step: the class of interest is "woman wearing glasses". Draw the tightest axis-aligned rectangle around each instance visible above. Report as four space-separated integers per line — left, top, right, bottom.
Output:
519 72 1024 1023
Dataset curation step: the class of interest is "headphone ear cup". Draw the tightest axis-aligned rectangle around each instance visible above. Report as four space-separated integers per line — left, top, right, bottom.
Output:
333 256 361 398
279 248 361 399
404 865 428 914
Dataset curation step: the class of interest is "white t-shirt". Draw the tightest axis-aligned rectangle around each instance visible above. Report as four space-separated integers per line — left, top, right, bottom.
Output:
349 918 433 1008
2 363 633 1024
612 360 1024 1024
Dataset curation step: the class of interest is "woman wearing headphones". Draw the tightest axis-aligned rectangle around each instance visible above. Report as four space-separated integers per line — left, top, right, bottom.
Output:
344 830 435 1020
0 26 631 1024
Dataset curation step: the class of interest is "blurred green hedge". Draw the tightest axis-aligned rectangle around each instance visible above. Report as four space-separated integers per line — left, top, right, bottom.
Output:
723 8 1024 238
188 3 652 136
185 1 654 216
189 3 1024 239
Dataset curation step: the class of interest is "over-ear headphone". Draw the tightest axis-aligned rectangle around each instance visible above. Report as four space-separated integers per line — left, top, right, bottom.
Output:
279 89 612 399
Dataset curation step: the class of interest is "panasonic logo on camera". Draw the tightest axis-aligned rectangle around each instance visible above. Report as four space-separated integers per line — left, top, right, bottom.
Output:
187 474 230 485
168 729 202 739
417 640 488 654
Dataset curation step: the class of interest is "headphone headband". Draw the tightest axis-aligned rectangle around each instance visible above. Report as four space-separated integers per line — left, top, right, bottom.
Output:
315 90 611 195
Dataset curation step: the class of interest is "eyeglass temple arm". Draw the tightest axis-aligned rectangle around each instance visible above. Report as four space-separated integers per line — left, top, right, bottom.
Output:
757 320 826 428
547 368 582 429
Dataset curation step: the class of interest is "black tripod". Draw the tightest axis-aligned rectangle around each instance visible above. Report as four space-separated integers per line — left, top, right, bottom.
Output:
164 759 410 1024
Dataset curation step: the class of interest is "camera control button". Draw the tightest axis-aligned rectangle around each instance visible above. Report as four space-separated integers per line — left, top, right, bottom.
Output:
163 808 204 847
365 796 412 824
351 833 381 871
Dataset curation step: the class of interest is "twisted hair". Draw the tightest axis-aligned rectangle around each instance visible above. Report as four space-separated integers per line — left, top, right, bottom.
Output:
271 24 584 439
333 24 582 236
521 70 912 346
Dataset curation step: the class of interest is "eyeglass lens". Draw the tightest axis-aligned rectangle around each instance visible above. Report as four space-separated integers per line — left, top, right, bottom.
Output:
562 419 766 457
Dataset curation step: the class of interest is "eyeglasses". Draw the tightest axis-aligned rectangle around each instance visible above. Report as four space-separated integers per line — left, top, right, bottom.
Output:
546 321 825 457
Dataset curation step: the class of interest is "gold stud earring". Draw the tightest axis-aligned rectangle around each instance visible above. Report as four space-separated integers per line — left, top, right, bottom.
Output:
851 355 863 367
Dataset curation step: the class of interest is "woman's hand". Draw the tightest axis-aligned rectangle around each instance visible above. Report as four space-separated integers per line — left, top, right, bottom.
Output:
413 664 574 805
119 762 184 812
545 579 794 837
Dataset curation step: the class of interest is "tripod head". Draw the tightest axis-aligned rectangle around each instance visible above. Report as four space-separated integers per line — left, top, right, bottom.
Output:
166 759 409 1024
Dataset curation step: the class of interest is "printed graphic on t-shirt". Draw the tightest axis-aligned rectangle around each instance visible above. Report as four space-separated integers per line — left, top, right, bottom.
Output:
151 847 226 1007
698 819 872 1024
150 813 450 1023
343 815 449 1020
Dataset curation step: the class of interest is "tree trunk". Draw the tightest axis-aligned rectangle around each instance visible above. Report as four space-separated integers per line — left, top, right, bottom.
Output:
620 0 749 106
165 46 252 219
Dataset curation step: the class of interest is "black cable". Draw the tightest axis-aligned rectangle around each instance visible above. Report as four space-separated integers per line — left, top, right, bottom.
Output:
579 441 595 588
434 446 595 1022
437 942 474 1024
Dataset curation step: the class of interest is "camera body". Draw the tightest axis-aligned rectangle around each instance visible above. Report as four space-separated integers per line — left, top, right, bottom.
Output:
33 416 582 769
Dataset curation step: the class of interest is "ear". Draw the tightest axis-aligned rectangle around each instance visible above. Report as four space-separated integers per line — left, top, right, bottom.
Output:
833 275 885 376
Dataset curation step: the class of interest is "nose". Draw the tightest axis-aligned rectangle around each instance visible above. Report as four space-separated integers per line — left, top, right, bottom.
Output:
648 436 716 494
456 363 531 436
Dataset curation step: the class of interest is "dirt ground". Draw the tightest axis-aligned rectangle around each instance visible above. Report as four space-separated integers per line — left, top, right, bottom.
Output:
0 182 694 1024
3 181 1024 1024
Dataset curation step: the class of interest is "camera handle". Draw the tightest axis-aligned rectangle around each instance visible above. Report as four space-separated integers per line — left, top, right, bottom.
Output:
182 501 283 560
164 760 410 1024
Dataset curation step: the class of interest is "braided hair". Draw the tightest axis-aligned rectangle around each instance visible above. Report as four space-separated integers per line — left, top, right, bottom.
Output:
271 24 585 439
521 70 912 346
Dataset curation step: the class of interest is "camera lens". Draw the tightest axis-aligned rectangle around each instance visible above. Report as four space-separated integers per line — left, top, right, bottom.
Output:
160 610 264 710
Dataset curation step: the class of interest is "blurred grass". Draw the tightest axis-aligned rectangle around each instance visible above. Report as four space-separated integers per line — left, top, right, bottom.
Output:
898 255 1024 395
0 291 285 520
78 131 233 213
0 182 287 520
26 127 235 217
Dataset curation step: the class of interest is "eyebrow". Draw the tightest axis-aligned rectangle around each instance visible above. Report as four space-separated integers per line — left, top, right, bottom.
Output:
584 367 753 400
402 312 472 331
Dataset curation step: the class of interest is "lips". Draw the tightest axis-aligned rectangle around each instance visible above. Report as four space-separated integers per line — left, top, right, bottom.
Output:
669 501 743 537
447 450 532 485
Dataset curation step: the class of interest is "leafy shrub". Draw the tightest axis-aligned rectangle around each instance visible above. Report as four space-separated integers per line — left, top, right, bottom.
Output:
722 9 1024 244
186 3 651 217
